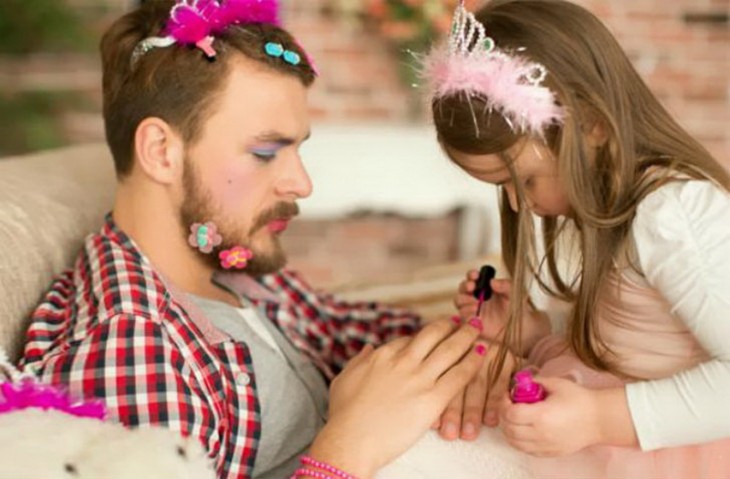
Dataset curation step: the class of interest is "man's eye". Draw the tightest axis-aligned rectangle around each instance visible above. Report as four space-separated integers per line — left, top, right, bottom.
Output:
251 151 277 162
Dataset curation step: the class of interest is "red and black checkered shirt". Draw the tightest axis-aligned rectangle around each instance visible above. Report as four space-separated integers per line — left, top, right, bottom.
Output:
21 216 420 478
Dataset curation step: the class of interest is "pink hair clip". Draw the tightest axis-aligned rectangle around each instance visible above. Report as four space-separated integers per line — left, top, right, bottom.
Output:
421 0 564 136
132 0 281 65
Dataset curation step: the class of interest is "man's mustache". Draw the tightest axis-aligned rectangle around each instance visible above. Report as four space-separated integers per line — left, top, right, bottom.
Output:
252 202 300 231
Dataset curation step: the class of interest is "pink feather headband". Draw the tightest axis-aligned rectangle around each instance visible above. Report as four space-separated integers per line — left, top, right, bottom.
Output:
131 0 282 65
422 1 564 136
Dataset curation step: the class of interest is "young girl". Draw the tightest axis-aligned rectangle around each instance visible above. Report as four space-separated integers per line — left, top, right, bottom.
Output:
423 0 730 477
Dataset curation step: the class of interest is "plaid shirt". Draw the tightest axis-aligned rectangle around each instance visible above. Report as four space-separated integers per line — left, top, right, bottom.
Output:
21 216 420 479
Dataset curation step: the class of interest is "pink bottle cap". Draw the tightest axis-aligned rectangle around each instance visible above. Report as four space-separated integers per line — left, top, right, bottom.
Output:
510 369 546 404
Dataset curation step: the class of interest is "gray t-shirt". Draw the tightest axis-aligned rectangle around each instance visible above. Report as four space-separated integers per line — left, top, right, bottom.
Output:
189 294 329 479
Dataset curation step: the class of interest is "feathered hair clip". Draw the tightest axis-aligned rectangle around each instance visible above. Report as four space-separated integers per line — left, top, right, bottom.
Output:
0 347 106 420
422 1 564 136
131 0 281 66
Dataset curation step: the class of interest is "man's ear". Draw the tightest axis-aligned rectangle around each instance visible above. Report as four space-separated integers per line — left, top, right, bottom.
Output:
132 117 185 184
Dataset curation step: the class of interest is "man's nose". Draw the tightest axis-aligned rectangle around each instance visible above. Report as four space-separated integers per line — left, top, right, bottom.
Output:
277 155 313 199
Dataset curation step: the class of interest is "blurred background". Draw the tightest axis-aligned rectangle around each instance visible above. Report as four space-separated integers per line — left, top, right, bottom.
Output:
0 0 728 292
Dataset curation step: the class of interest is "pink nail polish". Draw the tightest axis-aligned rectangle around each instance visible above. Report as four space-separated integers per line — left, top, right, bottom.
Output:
510 369 546 404
451 315 461 325
475 344 487 356
468 317 483 331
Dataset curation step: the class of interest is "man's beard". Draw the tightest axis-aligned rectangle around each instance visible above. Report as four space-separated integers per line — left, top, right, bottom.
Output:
179 160 298 277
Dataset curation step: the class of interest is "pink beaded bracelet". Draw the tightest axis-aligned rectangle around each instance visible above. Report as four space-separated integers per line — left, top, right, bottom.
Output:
292 468 335 479
300 455 359 479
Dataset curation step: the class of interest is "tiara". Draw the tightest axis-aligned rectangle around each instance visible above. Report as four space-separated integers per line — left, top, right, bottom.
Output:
131 0 281 66
423 1 564 136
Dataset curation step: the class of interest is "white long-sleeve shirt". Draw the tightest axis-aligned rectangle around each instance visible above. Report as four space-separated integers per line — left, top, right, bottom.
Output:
626 180 730 451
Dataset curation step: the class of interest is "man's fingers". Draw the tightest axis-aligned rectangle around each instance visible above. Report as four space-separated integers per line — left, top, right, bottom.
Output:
346 343 374 368
484 364 512 424
438 392 464 441
460 361 490 440
420 320 482 378
433 342 487 407
400 318 458 362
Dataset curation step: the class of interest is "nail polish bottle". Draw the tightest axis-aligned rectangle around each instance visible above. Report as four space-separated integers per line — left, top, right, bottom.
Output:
510 369 546 404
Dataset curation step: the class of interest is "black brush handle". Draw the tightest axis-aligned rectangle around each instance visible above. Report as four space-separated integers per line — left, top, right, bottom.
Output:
473 265 496 301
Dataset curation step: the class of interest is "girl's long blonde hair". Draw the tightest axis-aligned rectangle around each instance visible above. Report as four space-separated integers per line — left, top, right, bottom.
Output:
433 0 730 378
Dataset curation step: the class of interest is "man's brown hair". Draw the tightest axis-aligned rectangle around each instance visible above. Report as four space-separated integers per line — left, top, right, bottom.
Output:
101 0 316 177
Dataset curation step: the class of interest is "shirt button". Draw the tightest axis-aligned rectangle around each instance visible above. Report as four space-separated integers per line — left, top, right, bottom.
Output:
236 373 251 387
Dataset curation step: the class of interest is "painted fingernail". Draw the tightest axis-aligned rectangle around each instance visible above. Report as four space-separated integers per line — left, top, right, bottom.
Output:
444 422 458 439
475 344 487 356
463 423 476 437
451 315 461 325
468 317 483 331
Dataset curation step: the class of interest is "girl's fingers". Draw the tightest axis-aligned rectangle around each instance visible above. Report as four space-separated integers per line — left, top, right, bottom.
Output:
420 320 482 378
504 438 540 454
458 279 476 295
490 278 512 295
502 423 535 442
467 269 479 280
439 391 464 440
454 293 478 309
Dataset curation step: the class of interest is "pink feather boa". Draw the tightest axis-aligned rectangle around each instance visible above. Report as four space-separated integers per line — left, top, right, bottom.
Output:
165 0 280 46
0 379 106 420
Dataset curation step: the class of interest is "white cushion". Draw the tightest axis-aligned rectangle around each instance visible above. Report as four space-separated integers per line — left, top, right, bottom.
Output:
0 144 115 360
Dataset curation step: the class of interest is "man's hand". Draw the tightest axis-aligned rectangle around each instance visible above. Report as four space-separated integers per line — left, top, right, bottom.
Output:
309 318 488 478
435 337 518 440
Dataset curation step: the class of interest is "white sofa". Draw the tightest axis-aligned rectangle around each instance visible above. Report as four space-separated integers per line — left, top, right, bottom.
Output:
0 144 115 361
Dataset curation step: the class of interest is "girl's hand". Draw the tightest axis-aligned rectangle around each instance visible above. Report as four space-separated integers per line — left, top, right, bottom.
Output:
436 340 518 440
455 270 551 355
309 318 488 478
454 270 513 342
499 376 603 456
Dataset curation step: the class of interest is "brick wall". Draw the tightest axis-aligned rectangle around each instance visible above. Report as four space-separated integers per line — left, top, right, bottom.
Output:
285 0 729 163
2 0 728 290
281 210 463 288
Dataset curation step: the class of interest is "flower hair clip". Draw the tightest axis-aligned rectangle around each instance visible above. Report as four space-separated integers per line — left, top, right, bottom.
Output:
422 1 564 136
131 0 281 66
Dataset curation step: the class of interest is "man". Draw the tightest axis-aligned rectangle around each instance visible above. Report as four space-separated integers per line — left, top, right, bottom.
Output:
20 1 423 478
